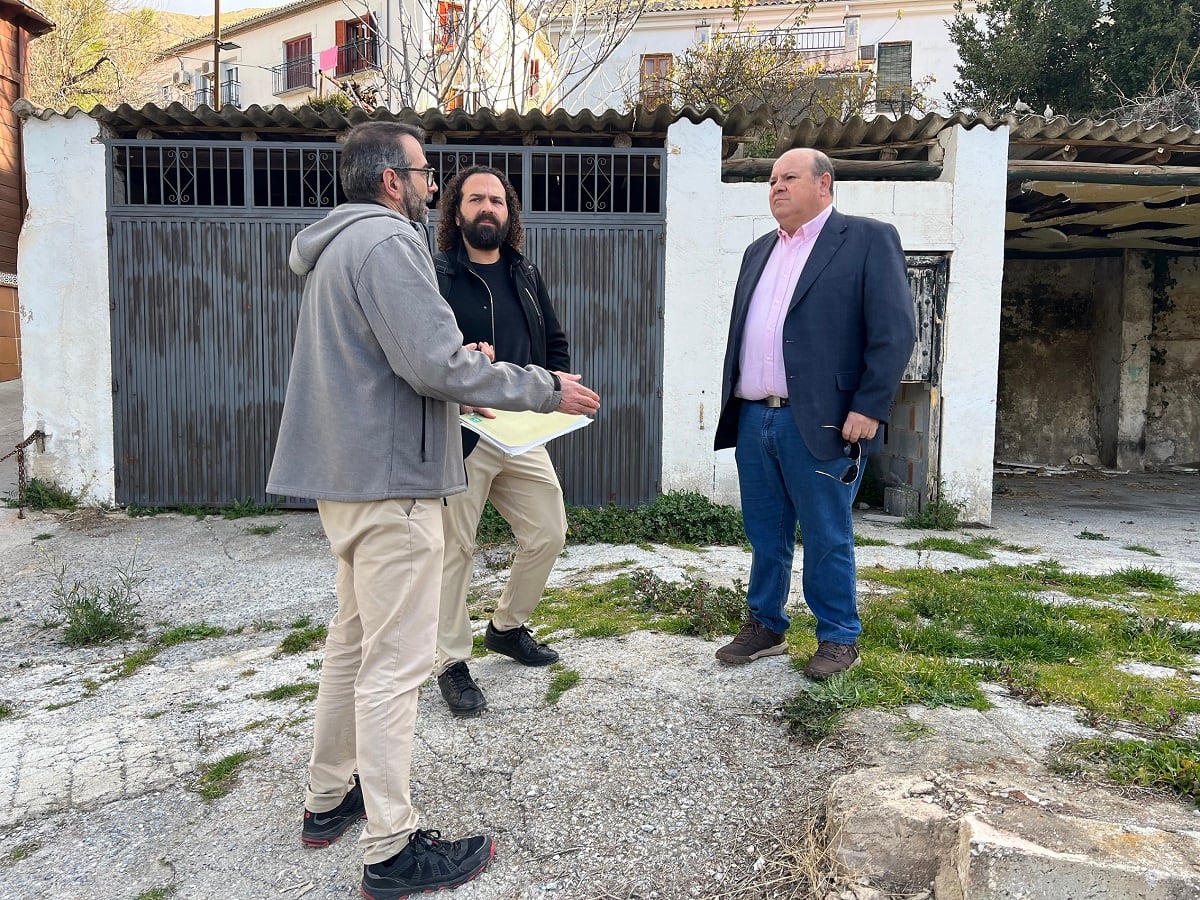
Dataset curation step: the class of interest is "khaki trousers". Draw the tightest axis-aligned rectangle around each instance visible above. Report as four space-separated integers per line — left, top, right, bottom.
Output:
306 497 442 865
435 441 567 675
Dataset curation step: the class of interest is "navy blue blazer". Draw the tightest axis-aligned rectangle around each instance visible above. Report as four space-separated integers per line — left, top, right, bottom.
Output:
714 208 916 461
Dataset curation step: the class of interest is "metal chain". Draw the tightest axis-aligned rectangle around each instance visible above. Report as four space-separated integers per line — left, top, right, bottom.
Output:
1 430 48 520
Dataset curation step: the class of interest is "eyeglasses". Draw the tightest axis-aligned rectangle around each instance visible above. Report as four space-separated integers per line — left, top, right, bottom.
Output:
818 425 862 485
391 166 437 187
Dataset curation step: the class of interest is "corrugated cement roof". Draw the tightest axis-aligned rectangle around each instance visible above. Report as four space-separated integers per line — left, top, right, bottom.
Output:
13 100 1200 161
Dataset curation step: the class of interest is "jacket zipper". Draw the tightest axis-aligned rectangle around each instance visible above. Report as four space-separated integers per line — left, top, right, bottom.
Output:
420 397 428 461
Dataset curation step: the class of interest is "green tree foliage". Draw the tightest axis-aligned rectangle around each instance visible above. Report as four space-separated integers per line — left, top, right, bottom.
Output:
948 0 1200 116
27 0 163 109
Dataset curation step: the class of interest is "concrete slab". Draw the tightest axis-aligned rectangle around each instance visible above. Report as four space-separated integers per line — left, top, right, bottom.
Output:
0 377 22 497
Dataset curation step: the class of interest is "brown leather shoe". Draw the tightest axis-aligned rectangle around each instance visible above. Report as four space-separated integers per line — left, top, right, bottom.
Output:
715 617 788 664
802 641 861 680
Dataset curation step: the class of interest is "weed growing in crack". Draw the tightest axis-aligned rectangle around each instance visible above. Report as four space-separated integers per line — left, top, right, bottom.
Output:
251 681 319 702
7 839 41 862
1051 736 1200 805
280 624 327 654
197 751 254 800
40 548 147 646
631 568 746 638
545 664 580 704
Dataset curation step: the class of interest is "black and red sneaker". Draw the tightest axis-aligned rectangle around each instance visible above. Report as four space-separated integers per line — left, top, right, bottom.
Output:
301 774 366 848
361 829 495 899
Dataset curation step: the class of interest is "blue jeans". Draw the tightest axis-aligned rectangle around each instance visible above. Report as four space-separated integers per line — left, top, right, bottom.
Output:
735 401 863 643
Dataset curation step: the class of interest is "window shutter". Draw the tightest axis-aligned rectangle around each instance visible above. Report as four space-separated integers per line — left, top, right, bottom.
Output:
335 19 347 48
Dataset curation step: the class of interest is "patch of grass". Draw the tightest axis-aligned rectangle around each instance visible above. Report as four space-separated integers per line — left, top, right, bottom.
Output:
82 678 101 696
545 664 580 704
534 575 655 638
1077 529 1109 541
1053 736 1200 804
855 534 891 547
251 681 319 702
40 548 147 646
245 524 282 536
159 623 226 647
32 533 54 542
895 719 934 741
1123 545 1161 557
126 505 164 518
0 700 13 719
114 646 159 678
23 478 79 511
782 656 987 744
134 887 176 900
196 751 254 800
221 498 281 520
111 622 228 677
280 625 327 654
904 536 999 560
44 700 76 711
1109 566 1177 592
289 615 312 629
630 568 746 638
175 504 210 520
7 839 41 862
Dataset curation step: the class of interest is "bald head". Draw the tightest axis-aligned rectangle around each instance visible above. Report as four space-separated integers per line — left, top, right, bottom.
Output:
768 148 835 234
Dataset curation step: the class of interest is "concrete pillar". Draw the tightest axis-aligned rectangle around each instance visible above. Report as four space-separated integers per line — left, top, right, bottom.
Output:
660 118 729 499
16 109 115 505
1095 252 1152 470
935 123 1009 524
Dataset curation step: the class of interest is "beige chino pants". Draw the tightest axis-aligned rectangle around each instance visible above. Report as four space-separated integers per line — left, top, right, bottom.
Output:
435 441 567 676
305 497 442 865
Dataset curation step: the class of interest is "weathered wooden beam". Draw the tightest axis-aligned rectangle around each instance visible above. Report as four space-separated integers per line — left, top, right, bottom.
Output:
723 157 943 180
1009 160 1200 186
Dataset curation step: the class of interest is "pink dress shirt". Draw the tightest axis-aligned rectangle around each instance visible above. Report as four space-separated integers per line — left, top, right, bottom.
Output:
735 204 834 401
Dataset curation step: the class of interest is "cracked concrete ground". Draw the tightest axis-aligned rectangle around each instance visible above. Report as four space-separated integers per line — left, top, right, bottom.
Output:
2 370 1198 900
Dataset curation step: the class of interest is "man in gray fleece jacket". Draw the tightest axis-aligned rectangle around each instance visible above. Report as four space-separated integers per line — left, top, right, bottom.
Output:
267 122 599 900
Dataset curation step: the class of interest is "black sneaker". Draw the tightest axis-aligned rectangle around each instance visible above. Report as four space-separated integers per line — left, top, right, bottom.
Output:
301 774 366 848
437 661 487 717
361 829 496 899
484 622 559 667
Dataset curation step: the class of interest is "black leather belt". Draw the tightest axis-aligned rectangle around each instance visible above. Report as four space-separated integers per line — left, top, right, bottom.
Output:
750 396 790 408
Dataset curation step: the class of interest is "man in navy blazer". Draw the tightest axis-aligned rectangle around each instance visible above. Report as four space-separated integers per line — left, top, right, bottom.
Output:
713 148 915 679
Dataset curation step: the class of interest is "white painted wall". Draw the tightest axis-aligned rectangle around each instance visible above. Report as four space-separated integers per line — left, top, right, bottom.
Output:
935 122 1009 522
660 118 1007 522
573 0 970 113
17 111 115 505
19 110 1005 517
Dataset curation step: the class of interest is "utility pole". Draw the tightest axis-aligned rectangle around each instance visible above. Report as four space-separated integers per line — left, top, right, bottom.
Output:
213 0 222 110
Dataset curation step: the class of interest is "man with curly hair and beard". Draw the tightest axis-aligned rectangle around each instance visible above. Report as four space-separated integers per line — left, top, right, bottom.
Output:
431 165 573 717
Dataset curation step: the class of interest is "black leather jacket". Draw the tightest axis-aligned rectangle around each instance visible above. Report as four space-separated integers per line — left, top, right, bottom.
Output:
432 242 570 455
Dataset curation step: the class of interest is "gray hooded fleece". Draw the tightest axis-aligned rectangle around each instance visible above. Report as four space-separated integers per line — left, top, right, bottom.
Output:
266 203 560 501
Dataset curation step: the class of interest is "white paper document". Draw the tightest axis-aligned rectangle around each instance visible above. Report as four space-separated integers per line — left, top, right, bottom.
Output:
459 409 592 456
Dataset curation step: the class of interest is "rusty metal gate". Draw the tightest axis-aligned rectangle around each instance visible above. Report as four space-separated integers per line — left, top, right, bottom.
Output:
107 140 665 508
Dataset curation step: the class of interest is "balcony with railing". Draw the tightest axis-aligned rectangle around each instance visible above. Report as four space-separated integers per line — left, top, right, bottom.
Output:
273 57 315 95
185 80 241 109
336 37 380 77
724 25 846 52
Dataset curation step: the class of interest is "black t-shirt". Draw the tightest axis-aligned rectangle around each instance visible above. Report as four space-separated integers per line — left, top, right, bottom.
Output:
462 260 532 367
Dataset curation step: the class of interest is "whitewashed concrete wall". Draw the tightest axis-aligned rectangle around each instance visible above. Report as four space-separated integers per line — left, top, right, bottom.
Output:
660 118 1008 523
19 111 1006 519
17 111 115 505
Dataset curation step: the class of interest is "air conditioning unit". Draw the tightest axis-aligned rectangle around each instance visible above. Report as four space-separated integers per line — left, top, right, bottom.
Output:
201 61 213 75
859 44 876 61
172 70 194 86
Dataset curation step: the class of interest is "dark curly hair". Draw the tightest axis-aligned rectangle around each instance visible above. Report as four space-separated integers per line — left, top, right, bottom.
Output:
436 165 524 253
